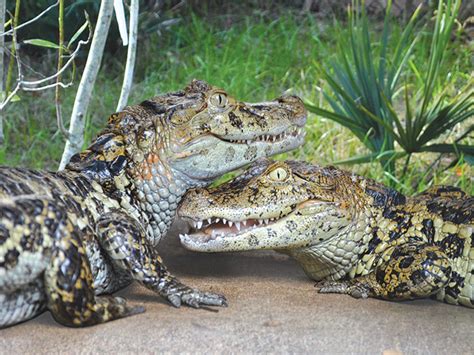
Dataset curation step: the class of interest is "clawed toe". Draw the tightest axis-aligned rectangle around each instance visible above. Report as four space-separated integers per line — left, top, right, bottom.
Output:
182 291 228 308
166 286 228 309
314 281 346 294
314 280 370 299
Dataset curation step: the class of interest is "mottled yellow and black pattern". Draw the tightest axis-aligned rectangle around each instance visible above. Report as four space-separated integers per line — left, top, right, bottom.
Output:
0 81 307 327
179 159 473 308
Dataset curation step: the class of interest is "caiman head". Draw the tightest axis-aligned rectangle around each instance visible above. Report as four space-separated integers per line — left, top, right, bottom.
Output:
178 158 405 252
67 80 306 187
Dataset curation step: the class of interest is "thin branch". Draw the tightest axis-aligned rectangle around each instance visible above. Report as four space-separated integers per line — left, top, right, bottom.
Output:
113 0 128 46
0 17 91 110
116 0 139 111
0 86 20 110
22 81 74 91
1 1 59 37
21 37 90 87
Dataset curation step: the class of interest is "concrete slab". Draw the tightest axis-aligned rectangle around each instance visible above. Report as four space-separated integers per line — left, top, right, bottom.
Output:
1 224 473 354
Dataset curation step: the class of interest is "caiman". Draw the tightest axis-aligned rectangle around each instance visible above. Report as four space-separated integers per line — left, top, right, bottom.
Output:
0 81 307 327
179 158 473 308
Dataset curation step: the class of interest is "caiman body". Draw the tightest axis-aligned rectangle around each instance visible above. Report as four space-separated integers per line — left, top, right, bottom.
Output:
179 159 473 308
0 81 307 327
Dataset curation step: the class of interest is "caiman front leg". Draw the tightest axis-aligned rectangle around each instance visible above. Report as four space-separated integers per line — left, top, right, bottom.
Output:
44 222 144 327
96 212 227 308
316 244 452 301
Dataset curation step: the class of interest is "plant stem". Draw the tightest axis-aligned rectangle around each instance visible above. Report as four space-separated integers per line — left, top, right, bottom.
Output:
401 153 411 179
55 0 66 137
0 0 6 144
4 0 20 96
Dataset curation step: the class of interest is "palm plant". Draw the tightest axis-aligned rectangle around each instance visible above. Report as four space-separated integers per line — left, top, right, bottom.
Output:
306 0 473 182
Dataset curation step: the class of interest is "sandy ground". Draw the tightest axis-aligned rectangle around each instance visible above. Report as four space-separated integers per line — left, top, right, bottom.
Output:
1 223 473 354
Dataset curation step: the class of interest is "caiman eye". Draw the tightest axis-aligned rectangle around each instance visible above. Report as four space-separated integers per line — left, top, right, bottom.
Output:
268 167 288 181
209 93 228 108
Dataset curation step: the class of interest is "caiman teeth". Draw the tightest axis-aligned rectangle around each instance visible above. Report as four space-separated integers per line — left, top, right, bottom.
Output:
227 126 304 144
183 211 299 244
186 205 301 239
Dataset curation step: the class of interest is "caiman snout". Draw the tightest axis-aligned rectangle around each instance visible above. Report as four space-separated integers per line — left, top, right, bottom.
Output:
277 94 304 107
179 188 210 216
276 95 307 126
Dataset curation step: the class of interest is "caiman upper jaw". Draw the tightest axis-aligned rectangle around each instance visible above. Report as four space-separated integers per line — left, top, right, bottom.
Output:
182 215 281 237
216 94 307 144
222 125 305 144
178 199 347 252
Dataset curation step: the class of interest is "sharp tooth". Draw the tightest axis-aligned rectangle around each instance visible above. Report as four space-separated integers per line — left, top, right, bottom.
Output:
242 220 247 226
272 136 276 142
222 218 227 225
258 219 263 225
197 220 203 229
229 221 233 227
235 222 241 231
207 218 212 225
264 218 269 224
215 218 220 223
192 221 197 228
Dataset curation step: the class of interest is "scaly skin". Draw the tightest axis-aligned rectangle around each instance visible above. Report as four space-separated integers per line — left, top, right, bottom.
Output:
0 81 307 328
179 158 473 308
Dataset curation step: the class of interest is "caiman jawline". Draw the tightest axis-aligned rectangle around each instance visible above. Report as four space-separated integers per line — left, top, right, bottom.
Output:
180 208 296 244
217 125 305 145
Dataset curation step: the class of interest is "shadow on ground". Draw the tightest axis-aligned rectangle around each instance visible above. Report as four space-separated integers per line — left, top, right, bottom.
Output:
1 221 472 353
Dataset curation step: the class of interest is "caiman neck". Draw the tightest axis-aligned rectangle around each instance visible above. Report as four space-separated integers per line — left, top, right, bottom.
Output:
125 147 210 245
288 207 377 281
65 137 208 246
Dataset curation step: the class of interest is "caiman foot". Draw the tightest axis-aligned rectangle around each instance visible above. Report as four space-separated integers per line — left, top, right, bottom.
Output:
315 280 371 299
164 283 228 308
96 212 228 310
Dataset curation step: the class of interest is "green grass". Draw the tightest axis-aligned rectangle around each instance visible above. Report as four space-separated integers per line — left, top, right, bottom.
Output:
1 11 472 195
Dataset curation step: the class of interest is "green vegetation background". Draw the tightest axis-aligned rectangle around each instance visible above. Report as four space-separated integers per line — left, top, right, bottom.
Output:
1 9 472 195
